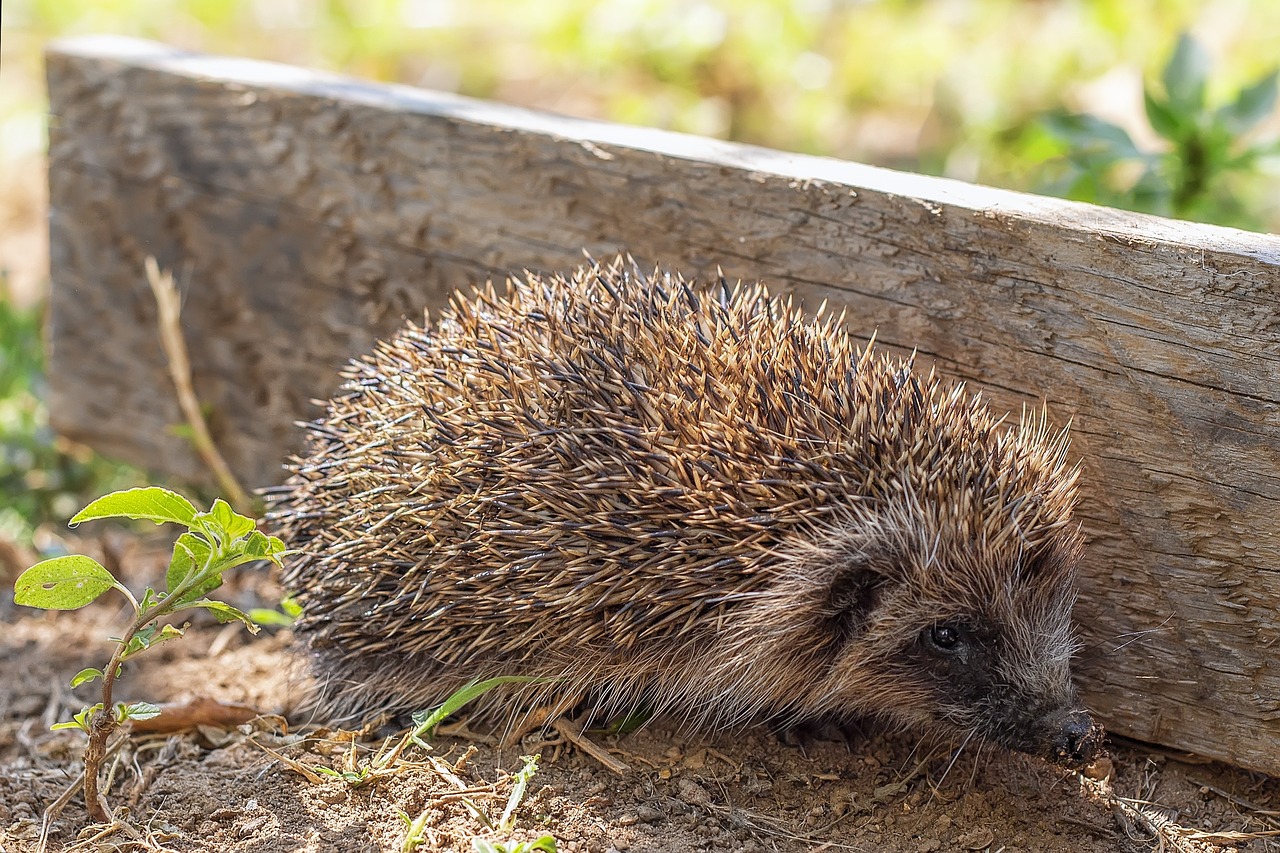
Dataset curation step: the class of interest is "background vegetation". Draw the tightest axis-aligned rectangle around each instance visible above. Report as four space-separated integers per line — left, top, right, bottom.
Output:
1 0 1278 551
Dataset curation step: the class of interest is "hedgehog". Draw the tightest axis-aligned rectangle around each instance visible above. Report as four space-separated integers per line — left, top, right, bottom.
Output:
268 256 1103 768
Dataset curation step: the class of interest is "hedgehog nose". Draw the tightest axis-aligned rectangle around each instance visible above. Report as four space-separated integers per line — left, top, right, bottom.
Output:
1044 709 1103 767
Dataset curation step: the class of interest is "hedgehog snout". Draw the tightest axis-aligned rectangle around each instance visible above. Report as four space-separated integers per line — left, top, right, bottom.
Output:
1038 707 1105 768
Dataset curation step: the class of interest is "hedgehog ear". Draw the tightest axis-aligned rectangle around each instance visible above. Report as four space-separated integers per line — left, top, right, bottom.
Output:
1018 536 1082 585
824 561 893 642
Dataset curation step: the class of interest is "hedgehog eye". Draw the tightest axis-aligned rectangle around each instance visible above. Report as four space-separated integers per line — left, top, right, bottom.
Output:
924 623 964 654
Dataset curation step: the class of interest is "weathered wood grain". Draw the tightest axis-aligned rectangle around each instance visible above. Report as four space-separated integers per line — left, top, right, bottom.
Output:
45 36 1280 774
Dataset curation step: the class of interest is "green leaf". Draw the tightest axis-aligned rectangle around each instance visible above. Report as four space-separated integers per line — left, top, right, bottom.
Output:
70 487 198 528
599 706 653 736
246 606 296 627
118 701 162 722
14 556 119 610
165 536 200 593
121 622 186 660
188 599 261 634
70 667 104 688
74 704 99 730
192 500 257 547
166 532 220 601
1144 90 1185 140
499 754 540 833
528 837 558 853
1217 70 1279 135
157 622 186 643
243 531 286 561
1041 112 1140 161
249 594 302 627
1162 33 1210 114
243 531 268 558
123 634 147 658
210 499 257 540
53 703 103 733
138 587 164 611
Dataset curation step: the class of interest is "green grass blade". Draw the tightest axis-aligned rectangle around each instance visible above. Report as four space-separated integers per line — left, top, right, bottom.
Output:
410 676 546 741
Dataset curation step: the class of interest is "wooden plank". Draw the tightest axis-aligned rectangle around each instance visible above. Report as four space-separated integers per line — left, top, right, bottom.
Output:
45 35 1280 775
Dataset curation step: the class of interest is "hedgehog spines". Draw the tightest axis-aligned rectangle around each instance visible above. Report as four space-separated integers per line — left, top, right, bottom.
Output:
269 257 1097 766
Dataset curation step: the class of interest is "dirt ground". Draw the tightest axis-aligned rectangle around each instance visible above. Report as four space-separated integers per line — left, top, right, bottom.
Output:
1 534 1278 853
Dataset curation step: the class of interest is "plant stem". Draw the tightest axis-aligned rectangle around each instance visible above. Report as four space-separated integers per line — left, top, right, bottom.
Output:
81 606 151 822
1172 134 1208 219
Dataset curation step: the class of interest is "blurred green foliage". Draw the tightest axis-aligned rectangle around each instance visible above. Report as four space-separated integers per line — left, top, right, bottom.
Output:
1039 33 1279 230
0 286 143 548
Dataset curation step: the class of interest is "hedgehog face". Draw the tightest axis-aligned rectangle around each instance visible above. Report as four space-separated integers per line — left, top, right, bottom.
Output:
819 526 1102 769
904 587 1102 768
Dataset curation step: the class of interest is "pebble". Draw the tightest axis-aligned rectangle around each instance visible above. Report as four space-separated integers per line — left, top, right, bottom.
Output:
636 805 663 824
677 778 711 805
316 786 347 805
1082 756 1114 781
958 827 995 850
237 815 269 837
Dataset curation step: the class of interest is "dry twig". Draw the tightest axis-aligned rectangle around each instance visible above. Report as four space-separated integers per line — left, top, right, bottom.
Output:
551 717 630 773
143 256 251 513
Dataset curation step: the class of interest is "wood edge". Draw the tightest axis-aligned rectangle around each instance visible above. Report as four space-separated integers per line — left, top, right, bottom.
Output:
45 35 1280 264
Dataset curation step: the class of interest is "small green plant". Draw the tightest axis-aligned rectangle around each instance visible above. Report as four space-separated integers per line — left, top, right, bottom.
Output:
469 755 555 853
399 808 433 853
497 754 541 834
13 486 285 822
247 594 302 627
376 687 556 853
451 753 547 845
310 676 544 789
1040 32 1279 229
407 676 547 746
472 836 558 853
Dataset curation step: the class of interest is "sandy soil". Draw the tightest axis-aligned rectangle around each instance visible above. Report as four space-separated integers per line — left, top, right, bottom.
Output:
2 535 1279 853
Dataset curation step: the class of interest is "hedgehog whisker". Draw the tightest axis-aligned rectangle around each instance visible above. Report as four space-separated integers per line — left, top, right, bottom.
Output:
1074 618 1175 664
967 735 987 788
936 727 979 790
